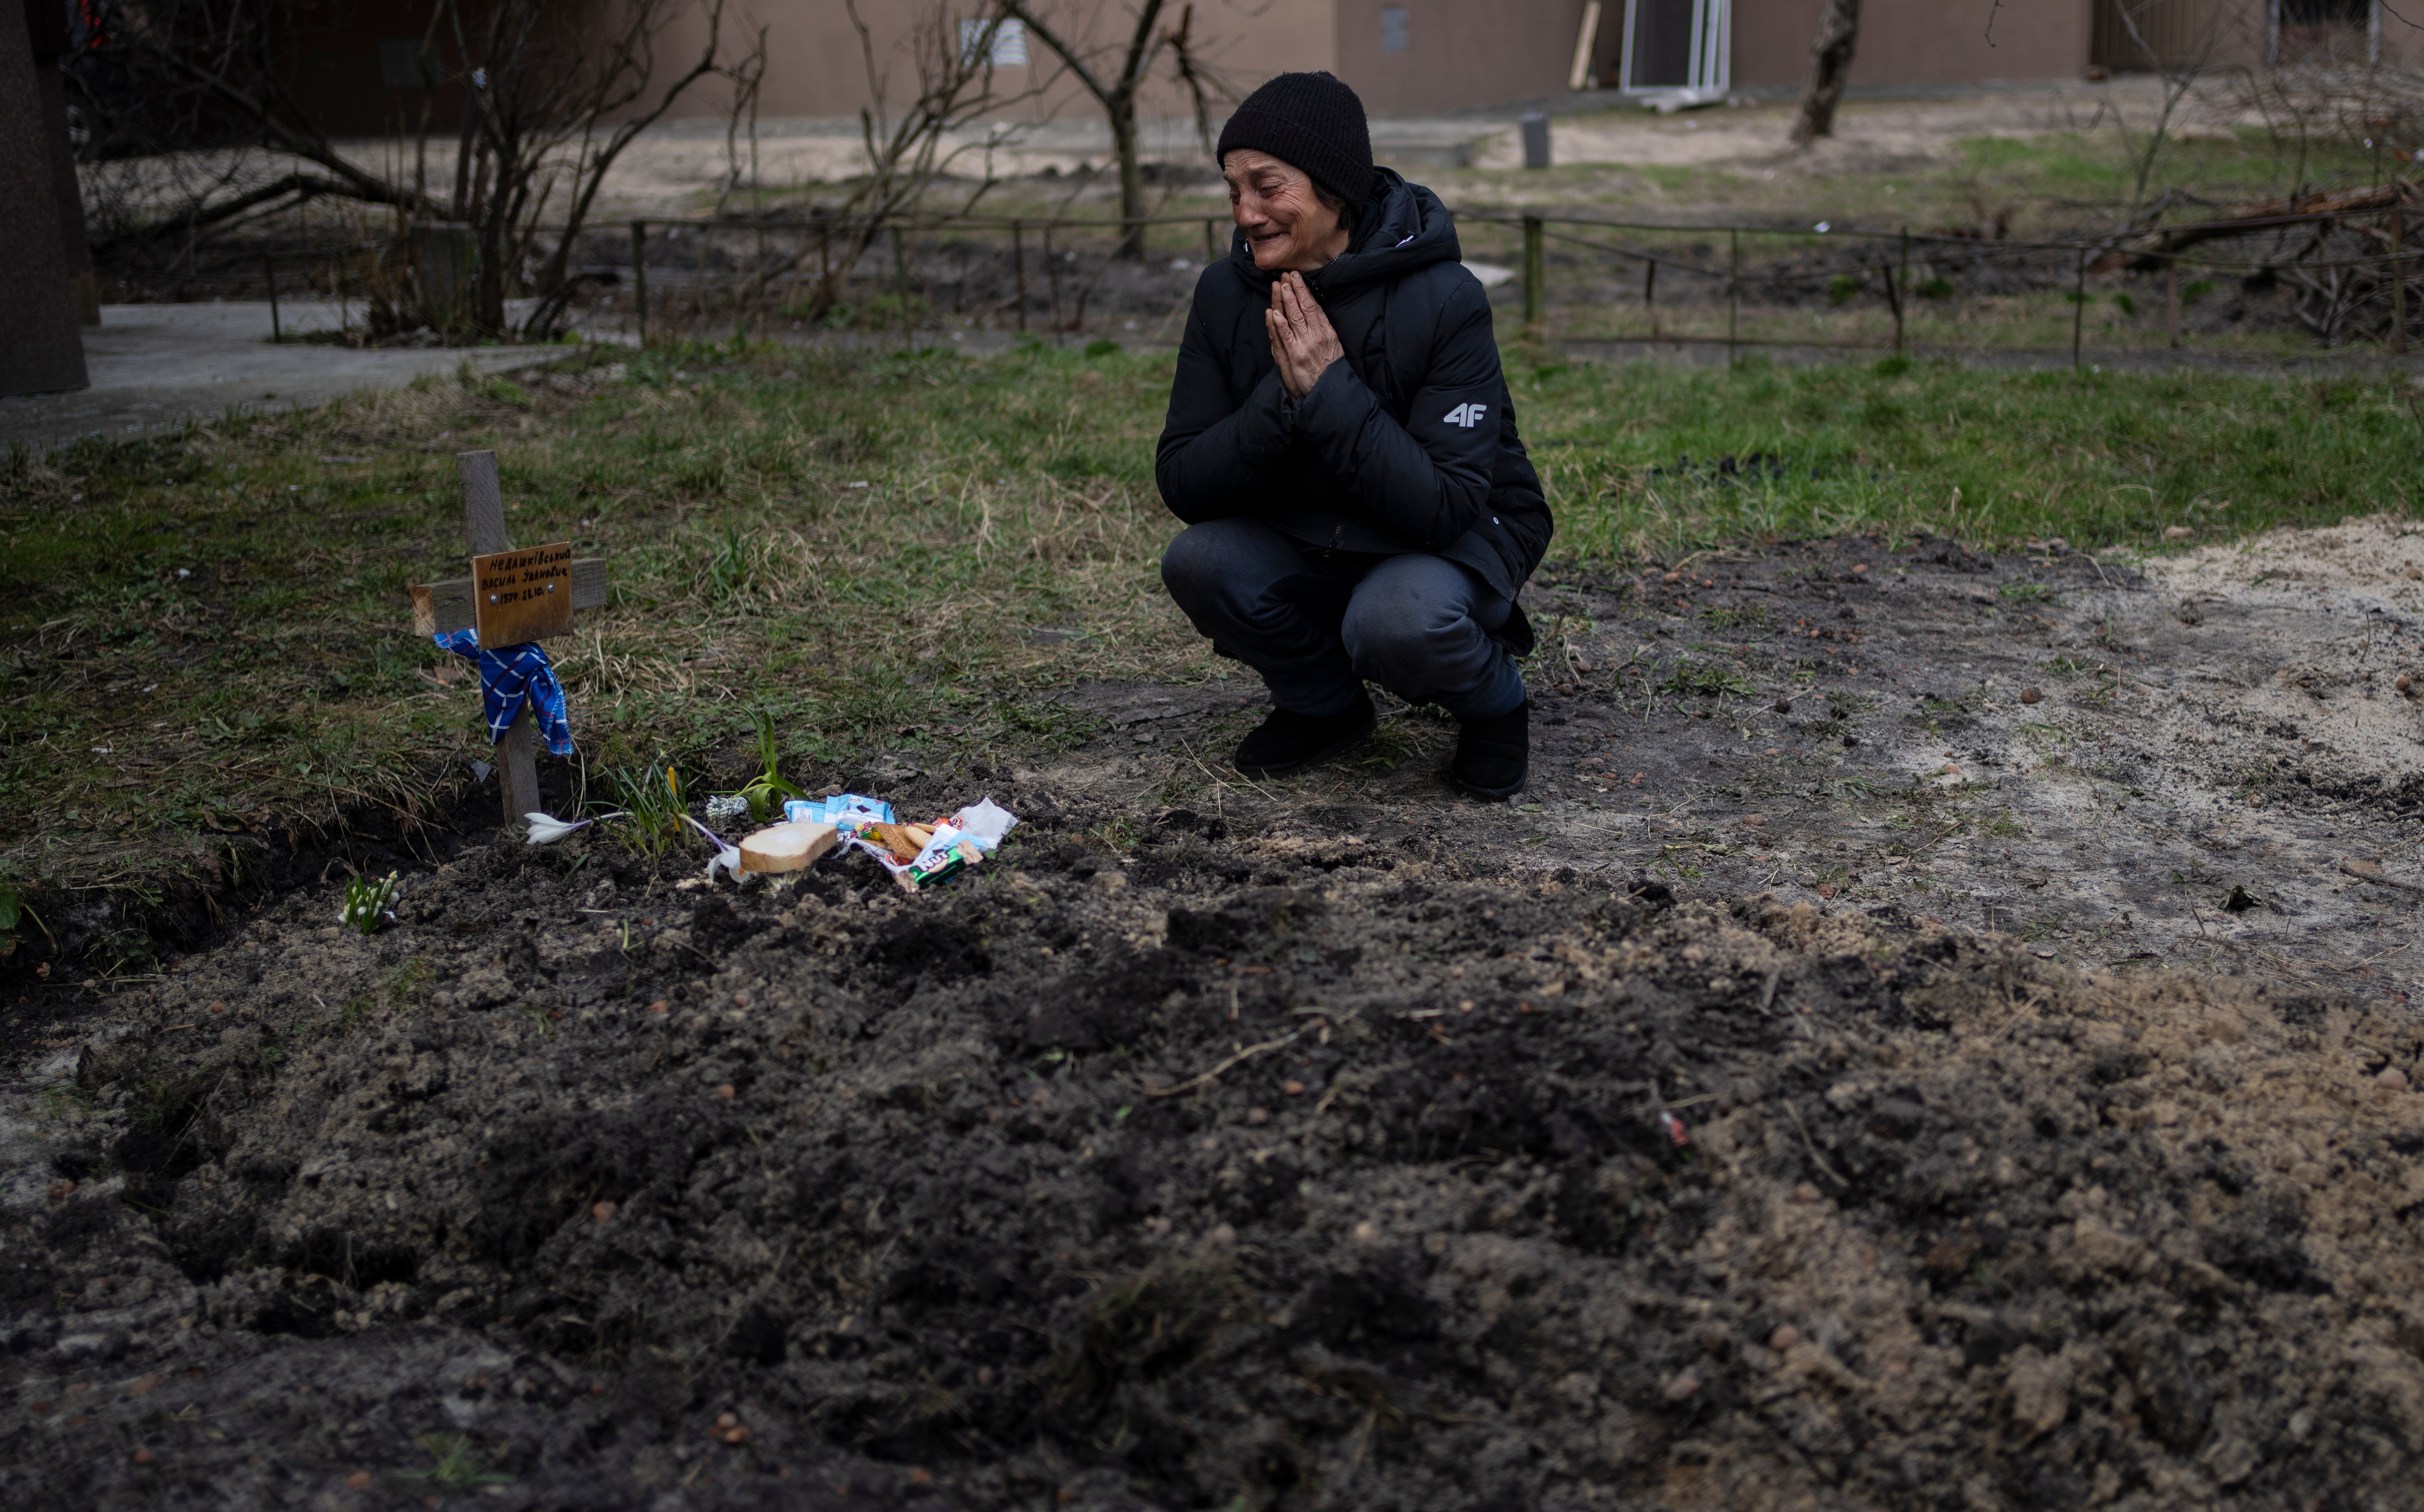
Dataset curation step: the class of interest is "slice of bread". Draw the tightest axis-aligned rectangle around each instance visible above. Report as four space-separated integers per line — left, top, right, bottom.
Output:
738 820 839 873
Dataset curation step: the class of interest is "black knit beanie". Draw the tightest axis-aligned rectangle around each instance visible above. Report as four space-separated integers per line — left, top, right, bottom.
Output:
1216 71 1373 208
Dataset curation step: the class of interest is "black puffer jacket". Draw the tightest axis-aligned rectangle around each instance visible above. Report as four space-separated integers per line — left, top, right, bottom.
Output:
1156 168 1552 646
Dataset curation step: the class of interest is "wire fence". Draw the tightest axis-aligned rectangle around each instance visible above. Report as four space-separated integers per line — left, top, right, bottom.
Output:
131 196 2424 362
1471 202 2423 364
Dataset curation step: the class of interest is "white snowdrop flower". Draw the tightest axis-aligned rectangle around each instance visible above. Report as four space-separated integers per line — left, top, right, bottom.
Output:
682 815 744 883
524 812 591 845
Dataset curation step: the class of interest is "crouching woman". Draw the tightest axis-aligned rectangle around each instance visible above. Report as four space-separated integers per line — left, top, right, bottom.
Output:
1155 71 1552 799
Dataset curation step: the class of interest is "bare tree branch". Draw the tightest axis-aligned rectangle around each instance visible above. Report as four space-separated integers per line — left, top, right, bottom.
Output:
76 0 743 339
87 171 363 259
1000 1 1230 257
737 0 1042 322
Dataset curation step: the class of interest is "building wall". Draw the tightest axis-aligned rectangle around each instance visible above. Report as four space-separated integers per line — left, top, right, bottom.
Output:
295 0 2424 141
2090 0 2422 74
1330 0 1595 114
643 0 1337 124
283 2 1335 135
1730 0 2094 88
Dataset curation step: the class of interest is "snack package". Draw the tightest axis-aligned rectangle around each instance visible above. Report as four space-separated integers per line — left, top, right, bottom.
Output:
843 797 1020 891
785 793 895 829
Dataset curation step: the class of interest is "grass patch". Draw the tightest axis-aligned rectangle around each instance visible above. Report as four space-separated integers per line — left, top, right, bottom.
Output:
1700 603 1769 630
1435 109 2376 240
1659 662 1757 698
1522 357 2420 559
1 341 1202 907
1955 128 2374 204
2 342 2416 913
402 1433 512 1489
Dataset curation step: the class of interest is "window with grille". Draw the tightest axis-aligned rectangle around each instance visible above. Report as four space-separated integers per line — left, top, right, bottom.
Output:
960 18 1028 67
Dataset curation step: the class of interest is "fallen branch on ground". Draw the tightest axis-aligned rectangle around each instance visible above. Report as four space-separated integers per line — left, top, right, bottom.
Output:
2092 182 2409 271
1149 1026 1306 1099
2340 856 2424 895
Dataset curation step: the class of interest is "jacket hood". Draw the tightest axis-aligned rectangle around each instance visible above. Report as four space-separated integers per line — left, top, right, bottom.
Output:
1228 168 1461 294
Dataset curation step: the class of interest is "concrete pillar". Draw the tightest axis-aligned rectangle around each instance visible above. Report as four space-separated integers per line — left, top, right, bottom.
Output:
26 0 98 325
0 0 88 396
413 222 478 332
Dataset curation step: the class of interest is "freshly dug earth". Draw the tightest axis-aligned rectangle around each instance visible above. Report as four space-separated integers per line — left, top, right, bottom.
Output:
1043 521 2424 1008
10 800 2424 1510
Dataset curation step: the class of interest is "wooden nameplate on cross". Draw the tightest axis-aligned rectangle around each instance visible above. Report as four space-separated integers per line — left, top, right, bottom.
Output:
406 450 609 826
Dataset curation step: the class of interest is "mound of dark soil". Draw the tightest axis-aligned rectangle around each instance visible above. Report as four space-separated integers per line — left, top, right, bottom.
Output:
7 809 2424 1510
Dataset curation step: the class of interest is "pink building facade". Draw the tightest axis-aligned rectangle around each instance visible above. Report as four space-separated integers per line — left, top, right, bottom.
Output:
278 2 2421 133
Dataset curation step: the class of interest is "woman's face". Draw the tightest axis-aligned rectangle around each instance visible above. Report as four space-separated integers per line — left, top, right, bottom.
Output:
1224 149 1348 273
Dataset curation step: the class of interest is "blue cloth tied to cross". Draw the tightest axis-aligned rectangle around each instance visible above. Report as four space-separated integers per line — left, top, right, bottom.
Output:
433 630 575 756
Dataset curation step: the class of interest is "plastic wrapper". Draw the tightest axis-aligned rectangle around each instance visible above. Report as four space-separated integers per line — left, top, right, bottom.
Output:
785 793 895 829
839 797 1020 891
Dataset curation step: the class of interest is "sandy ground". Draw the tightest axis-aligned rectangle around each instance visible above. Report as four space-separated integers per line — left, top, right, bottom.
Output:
272 79 2193 223
1467 79 2188 176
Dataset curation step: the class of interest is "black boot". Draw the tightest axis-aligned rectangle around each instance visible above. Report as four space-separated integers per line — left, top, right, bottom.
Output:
1233 691 1375 778
1451 701 1529 799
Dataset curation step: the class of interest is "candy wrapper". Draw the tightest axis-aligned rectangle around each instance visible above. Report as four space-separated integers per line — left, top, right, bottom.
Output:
840 797 1019 891
785 793 895 829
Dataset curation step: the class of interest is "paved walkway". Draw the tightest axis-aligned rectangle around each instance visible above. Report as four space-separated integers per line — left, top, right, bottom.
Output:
0 301 537 452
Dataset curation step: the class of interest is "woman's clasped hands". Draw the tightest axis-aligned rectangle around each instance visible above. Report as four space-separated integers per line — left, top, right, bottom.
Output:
1265 270 1344 400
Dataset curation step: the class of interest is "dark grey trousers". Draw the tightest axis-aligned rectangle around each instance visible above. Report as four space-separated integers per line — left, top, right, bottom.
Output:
1160 517 1527 721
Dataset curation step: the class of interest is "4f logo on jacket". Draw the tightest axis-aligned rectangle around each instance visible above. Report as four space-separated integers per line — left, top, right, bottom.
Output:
1442 402 1489 429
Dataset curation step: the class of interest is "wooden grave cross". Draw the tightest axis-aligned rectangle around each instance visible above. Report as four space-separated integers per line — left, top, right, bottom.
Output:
407 450 609 825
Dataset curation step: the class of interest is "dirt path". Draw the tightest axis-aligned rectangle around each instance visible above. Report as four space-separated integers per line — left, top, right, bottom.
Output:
486 80 2184 220
7 519 2424 1510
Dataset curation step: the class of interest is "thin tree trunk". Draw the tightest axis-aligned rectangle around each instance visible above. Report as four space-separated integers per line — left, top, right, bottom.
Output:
1790 0 1862 147
1111 102 1145 260
476 191 513 331
1001 0 1185 261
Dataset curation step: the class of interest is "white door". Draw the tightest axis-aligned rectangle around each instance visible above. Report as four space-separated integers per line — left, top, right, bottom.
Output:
1621 0 1730 93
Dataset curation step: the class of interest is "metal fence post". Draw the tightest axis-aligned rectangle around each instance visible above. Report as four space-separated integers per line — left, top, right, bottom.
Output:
2072 249 2088 371
1727 229 1740 364
264 255 281 341
1898 227 1911 356
1012 219 1027 332
1883 258 1904 358
2166 258 2181 349
1044 221 1060 333
1203 217 1217 262
1522 214 1545 333
2394 200 2408 356
630 221 648 346
1644 258 1658 342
